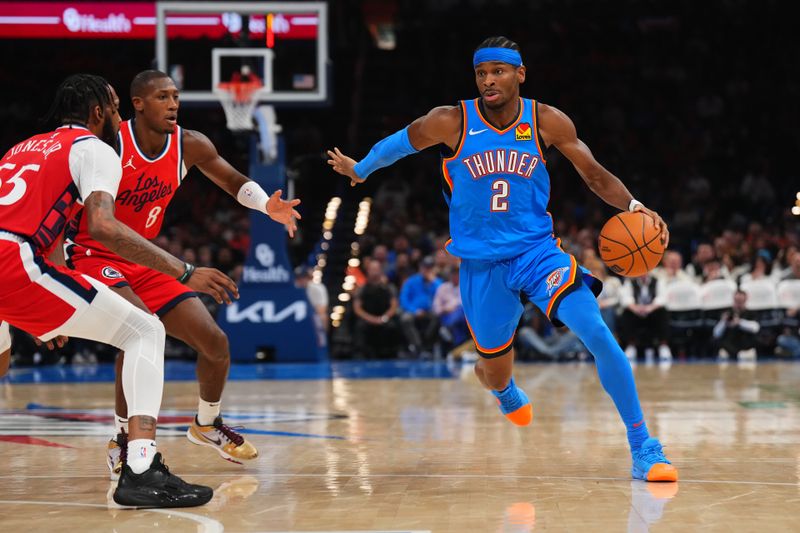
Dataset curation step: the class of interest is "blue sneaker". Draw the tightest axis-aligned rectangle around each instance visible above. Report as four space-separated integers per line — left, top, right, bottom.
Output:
491 377 532 426
631 437 678 482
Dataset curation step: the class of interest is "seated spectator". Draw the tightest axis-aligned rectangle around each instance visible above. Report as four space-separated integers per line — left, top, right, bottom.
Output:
517 304 585 360
371 244 389 271
653 250 692 285
687 242 732 282
739 249 780 284
433 264 469 352
217 247 236 277
712 290 760 361
198 245 214 267
777 327 800 358
702 259 727 282
587 259 621 332
183 247 197 265
295 266 329 333
782 251 800 281
399 256 442 357
387 234 413 270
619 273 672 363
686 242 716 281
352 260 401 358
387 252 413 287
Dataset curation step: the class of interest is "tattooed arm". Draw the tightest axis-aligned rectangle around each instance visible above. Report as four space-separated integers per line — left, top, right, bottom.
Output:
83 191 239 304
84 191 184 277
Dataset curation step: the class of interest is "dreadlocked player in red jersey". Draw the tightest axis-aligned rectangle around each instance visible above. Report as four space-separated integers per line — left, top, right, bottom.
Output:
0 73 241 507
65 70 301 477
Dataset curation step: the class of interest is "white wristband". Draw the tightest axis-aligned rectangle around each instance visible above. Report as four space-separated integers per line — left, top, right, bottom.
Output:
628 199 644 212
237 181 270 215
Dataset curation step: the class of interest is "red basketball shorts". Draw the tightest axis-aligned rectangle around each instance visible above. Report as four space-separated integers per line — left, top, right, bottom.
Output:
69 249 196 317
0 233 97 338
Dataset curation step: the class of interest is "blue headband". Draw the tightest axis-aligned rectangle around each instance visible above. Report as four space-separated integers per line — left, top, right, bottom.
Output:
473 47 523 68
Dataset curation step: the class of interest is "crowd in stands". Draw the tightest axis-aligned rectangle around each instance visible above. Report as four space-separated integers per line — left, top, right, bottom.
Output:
326 0 800 362
338 218 799 363
335 169 800 362
3 1 799 367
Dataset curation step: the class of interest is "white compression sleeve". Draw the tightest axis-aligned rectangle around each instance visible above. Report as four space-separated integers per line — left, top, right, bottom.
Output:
0 321 10 353
237 181 270 215
52 276 166 419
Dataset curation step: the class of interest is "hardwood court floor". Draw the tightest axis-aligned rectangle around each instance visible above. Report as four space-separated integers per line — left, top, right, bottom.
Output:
1 360 799 532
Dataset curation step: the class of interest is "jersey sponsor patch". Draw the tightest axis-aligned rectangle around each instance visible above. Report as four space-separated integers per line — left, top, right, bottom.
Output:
101 266 124 280
545 266 570 296
515 122 532 141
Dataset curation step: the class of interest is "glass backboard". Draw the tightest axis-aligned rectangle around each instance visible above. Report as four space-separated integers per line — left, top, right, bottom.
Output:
155 1 328 104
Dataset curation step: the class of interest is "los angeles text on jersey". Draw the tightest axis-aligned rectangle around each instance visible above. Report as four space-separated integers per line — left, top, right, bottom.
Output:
116 173 172 212
461 149 540 180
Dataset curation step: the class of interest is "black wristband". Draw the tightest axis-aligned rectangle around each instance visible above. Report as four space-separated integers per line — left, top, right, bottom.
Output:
177 262 195 284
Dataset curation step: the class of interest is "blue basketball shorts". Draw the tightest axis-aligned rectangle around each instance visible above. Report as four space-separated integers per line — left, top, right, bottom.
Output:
459 240 602 358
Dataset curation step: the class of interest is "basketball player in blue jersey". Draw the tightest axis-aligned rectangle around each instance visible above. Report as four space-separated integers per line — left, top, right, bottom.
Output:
328 36 677 482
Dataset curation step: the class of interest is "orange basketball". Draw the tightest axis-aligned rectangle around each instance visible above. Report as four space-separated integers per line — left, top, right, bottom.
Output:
598 211 665 277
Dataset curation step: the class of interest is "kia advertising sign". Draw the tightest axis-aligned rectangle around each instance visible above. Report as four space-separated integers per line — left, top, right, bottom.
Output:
217 136 327 362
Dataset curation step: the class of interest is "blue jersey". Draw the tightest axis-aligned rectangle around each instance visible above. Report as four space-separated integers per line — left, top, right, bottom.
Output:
443 98 553 260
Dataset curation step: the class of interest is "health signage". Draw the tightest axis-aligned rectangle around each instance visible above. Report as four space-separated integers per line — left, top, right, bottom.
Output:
0 2 318 40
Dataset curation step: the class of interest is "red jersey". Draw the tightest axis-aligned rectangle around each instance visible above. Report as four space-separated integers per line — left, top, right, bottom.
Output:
0 126 100 256
68 119 185 255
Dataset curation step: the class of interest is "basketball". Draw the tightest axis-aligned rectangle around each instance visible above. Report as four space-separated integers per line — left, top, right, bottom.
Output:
598 211 665 277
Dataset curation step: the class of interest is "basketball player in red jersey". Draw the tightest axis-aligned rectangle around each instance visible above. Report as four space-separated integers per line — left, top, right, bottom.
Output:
0 73 240 507
65 70 302 476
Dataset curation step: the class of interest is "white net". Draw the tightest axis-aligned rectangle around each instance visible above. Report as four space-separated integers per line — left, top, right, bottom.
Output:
215 82 262 131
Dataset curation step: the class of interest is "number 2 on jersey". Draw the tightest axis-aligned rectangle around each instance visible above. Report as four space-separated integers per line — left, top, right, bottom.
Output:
491 179 509 212
0 163 38 206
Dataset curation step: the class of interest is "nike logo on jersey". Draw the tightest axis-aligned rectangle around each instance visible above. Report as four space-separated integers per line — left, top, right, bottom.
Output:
123 156 136 170
468 128 488 136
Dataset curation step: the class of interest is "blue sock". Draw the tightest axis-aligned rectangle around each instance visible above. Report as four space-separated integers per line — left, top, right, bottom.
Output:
494 377 515 396
555 285 650 451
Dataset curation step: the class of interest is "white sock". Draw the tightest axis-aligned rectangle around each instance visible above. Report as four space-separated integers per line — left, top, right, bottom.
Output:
197 398 221 426
115 414 128 435
127 439 157 474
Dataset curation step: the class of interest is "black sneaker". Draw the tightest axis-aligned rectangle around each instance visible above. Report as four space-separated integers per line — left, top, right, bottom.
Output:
113 452 213 508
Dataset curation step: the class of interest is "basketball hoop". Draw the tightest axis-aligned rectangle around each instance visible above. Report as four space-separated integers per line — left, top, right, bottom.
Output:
216 79 263 131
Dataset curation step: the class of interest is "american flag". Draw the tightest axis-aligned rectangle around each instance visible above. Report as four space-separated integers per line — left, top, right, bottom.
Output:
292 74 315 90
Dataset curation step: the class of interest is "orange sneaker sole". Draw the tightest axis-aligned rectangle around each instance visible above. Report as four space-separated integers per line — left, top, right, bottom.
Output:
646 463 679 482
504 402 533 426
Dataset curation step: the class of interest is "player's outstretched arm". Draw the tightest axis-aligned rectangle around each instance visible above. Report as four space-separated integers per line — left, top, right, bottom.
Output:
327 105 461 186
184 130 301 237
83 191 239 304
539 103 669 246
